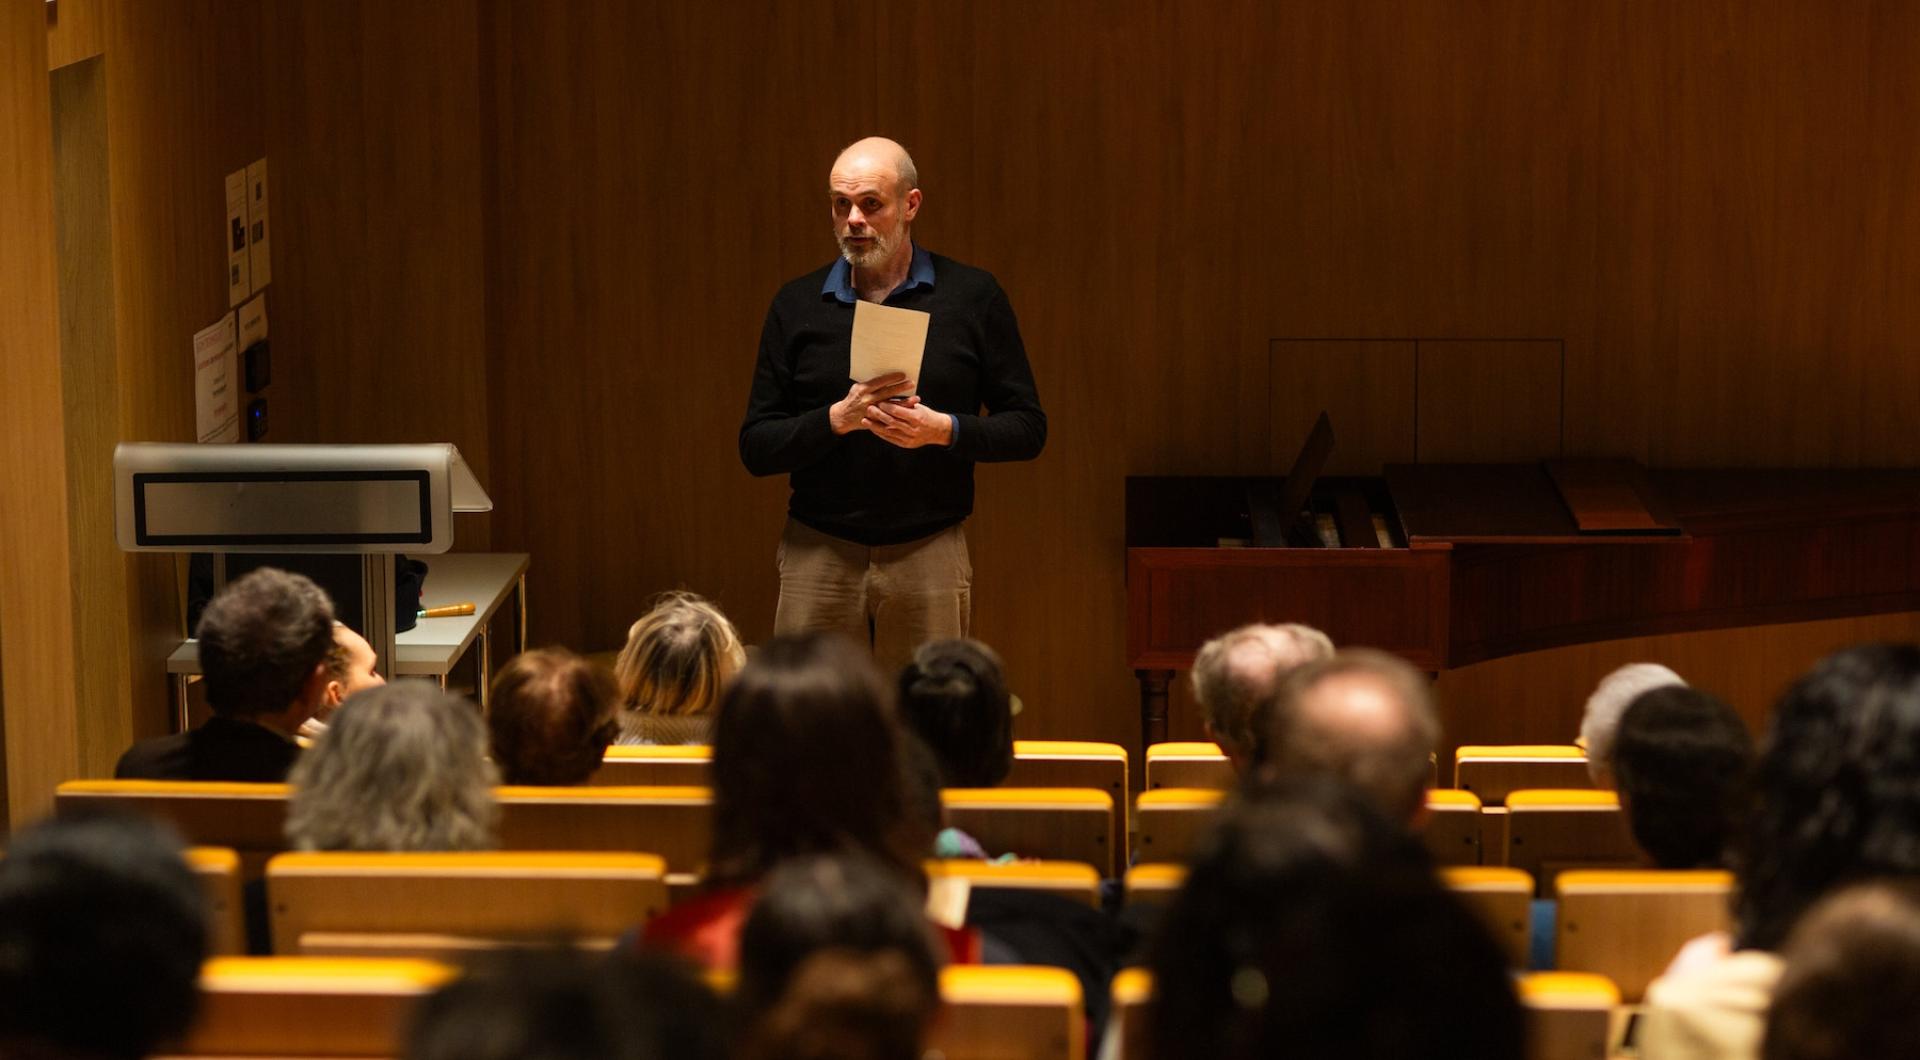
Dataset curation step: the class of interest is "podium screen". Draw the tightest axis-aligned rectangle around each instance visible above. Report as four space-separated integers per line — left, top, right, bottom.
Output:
132 470 432 546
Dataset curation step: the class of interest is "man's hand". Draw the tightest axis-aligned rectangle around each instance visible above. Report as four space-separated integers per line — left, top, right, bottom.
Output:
830 373 915 435
864 397 953 449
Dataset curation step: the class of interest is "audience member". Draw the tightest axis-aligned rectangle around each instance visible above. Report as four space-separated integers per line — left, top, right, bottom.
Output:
487 648 620 785
642 633 951 968
613 591 746 744
299 622 388 740
286 682 499 851
1611 685 1755 869
1578 662 1686 785
897 638 1016 788
1762 881 1920 1060
1145 774 1522 1060
407 948 731 1060
0 814 208 1060
1190 622 1333 771
1641 643 1920 1059
1256 648 1439 825
116 567 335 781
736 854 945 1060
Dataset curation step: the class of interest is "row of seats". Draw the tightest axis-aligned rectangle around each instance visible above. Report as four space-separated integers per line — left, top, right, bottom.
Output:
169 954 1616 1060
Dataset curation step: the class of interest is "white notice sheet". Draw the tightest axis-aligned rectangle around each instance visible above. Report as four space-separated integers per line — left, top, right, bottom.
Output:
193 313 240 444
849 300 930 389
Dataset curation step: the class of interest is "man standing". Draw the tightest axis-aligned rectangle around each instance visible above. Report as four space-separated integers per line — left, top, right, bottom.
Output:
740 137 1045 672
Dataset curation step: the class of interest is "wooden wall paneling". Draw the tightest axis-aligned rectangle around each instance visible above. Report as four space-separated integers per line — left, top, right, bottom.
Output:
45 0 105 70
1414 340 1562 464
1268 340 1416 476
2 0 81 825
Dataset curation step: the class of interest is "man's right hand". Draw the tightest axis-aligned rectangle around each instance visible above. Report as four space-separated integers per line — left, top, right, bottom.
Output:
830 372 915 435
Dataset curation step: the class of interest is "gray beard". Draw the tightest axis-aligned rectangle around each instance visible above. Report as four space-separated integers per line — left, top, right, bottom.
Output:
838 231 902 270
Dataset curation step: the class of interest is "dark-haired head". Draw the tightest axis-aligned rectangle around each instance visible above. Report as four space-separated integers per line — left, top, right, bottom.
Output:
407 947 730 1060
1612 685 1754 869
1735 643 1920 951
709 633 919 887
487 648 620 786
196 566 335 722
897 639 1014 788
736 852 944 1051
1147 775 1522 1060
0 813 208 1060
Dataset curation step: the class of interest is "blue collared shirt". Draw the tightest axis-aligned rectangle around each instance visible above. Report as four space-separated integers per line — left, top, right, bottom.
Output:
821 244 957 448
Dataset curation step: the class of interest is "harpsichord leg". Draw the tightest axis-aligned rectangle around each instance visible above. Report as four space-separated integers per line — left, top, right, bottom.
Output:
1137 668 1172 749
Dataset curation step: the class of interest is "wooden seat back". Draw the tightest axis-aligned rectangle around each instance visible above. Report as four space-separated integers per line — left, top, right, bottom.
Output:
266 851 669 957
1123 862 1188 902
1503 790 1640 889
1005 740 1130 839
55 780 291 885
930 965 1084 1060
1420 788 1484 866
586 744 711 787
1133 787 1225 864
941 788 1117 876
186 846 248 956
1453 745 1592 805
1519 971 1620 1060
925 859 1102 908
1555 869 1733 1001
1441 866 1534 968
1143 741 1233 790
1108 967 1153 1060
178 956 452 1057
493 785 710 875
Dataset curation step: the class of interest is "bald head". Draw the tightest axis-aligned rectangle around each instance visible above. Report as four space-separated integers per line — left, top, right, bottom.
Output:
1191 623 1334 768
831 136 918 196
1258 649 1439 824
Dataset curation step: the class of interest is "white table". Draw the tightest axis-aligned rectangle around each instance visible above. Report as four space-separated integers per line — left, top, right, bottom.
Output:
167 552 530 728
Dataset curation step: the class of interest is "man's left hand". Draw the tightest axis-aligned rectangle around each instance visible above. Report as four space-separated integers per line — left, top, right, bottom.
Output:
863 397 952 449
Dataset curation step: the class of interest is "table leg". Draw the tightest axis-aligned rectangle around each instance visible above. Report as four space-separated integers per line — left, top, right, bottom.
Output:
514 574 527 654
477 626 491 711
1137 668 1172 750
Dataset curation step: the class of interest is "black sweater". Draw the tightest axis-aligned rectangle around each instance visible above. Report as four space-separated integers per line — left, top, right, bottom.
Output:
739 253 1047 545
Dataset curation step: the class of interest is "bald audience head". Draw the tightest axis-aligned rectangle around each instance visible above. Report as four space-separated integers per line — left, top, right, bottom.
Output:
1191 623 1334 769
1257 649 1440 824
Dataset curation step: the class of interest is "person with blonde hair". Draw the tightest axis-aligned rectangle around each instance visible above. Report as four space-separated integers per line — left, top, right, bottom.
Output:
286 682 499 852
612 592 746 745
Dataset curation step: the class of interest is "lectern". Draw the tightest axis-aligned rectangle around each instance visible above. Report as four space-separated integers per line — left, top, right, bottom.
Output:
114 443 493 715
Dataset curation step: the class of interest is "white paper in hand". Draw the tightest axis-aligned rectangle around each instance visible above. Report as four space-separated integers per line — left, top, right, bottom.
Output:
849 300 931 391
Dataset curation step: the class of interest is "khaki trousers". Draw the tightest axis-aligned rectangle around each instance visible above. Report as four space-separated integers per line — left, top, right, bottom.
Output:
773 519 972 677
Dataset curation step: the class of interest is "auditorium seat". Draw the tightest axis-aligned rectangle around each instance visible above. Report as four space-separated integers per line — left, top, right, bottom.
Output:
1005 740 1130 838
930 965 1085 1060
1440 866 1534 968
586 744 711 787
176 956 451 1057
1555 869 1734 1001
265 851 669 957
1133 787 1224 864
186 846 248 956
1518 971 1620 1060
1143 741 1233 790
55 780 290 885
492 785 710 877
1108 967 1152 1060
1122 862 1187 902
1419 788 1484 866
941 788 1117 876
1453 745 1592 805
925 859 1103 907
1502 790 1640 891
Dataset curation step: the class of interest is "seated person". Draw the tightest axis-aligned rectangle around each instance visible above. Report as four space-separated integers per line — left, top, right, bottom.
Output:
0 813 208 1060
407 947 731 1060
1256 649 1439 827
1642 643 1920 1060
640 633 971 969
117 567 335 781
1611 684 1754 869
613 591 746 745
298 622 388 741
286 682 498 851
1191 622 1333 772
897 638 1016 789
1144 774 1522 1060
1763 881 1920 1060
736 853 945 1060
487 647 620 786
1577 662 1686 786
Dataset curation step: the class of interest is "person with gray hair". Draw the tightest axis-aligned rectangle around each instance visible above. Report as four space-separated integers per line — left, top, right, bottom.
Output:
1190 623 1334 771
286 682 498 852
1255 649 1441 826
117 566 336 782
1577 662 1686 786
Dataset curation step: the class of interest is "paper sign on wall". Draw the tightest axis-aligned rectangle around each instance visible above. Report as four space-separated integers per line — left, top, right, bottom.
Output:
246 158 271 290
193 313 240 444
224 168 250 307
